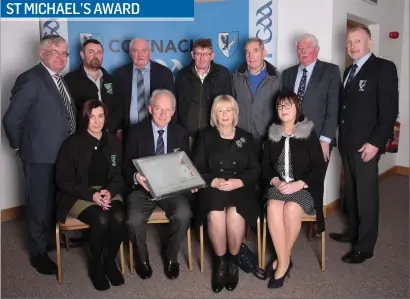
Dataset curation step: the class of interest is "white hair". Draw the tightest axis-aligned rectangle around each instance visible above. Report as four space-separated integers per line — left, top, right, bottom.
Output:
297 33 319 47
150 89 176 110
129 38 150 52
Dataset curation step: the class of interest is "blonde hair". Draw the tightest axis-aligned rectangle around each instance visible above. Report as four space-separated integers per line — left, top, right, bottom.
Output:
210 95 239 127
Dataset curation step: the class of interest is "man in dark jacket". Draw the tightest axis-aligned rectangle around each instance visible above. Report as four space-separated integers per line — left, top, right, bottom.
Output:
64 39 123 138
175 38 232 152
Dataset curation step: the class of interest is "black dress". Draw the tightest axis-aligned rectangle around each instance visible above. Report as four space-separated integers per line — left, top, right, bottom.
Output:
192 126 261 227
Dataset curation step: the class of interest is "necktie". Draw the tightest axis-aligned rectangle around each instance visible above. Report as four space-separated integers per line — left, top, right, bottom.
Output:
345 63 358 88
53 74 76 134
297 68 307 102
156 130 165 155
136 69 147 122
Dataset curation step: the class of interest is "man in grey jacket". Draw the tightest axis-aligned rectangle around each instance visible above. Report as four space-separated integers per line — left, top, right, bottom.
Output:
232 37 280 158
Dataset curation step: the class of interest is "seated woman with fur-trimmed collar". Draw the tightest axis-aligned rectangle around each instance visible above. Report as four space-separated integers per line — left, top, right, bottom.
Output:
262 91 326 289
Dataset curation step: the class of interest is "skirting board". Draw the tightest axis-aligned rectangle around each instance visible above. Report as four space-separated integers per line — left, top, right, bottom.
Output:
1 166 408 222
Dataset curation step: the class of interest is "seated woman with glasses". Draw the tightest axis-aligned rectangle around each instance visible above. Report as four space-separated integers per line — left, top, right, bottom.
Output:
192 95 261 293
262 91 326 288
55 99 125 291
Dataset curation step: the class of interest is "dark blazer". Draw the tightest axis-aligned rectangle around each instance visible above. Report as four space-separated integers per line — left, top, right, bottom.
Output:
123 119 189 192
113 60 176 131
2 63 76 163
281 60 341 143
175 61 232 134
262 118 326 232
55 130 124 222
64 65 123 133
339 54 399 153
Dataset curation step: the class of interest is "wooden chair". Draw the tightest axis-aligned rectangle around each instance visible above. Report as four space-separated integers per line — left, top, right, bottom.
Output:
199 217 262 272
55 216 125 283
129 206 193 273
261 209 326 272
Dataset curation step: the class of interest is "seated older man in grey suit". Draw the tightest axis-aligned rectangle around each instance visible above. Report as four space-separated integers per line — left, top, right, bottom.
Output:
280 33 341 235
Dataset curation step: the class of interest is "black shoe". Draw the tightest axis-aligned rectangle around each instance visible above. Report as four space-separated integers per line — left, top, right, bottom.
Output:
266 260 277 278
225 259 239 291
267 259 293 289
342 249 373 264
89 259 110 291
104 259 125 286
164 258 180 280
329 232 354 243
135 259 153 279
30 252 57 275
212 255 227 293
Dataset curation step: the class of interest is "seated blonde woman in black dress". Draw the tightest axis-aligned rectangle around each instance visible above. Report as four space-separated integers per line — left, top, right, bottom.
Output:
262 91 326 288
192 95 260 293
56 99 125 291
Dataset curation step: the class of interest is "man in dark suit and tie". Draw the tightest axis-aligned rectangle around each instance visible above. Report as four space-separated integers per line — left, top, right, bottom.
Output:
281 33 341 237
114 38 175 137
2 35 76 275
329 26 399 264
123 89 192 280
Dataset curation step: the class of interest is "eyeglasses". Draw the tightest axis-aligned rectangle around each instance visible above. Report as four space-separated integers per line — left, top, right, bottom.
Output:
194 52 213 58
276 102 293 110
43 49 69 58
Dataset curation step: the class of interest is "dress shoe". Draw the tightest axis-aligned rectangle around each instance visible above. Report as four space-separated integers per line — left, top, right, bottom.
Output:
89 259 110 291
135 259 153 279
104 259 124 286
329 232 354 243
268 259 293 289
30 252 57 275
164 258 180 279
225 259 239 291
212 255 227 293
342 249 373 264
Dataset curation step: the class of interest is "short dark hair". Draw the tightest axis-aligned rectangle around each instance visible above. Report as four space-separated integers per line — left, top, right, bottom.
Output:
192 38 213 51
349 26 372 38
273 91 304 125
80 99 108 130
82 39 104 52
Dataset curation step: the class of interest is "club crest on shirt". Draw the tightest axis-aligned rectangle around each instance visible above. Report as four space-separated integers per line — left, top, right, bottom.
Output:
111 154 116 166
104 83 113 94
359 80 367 92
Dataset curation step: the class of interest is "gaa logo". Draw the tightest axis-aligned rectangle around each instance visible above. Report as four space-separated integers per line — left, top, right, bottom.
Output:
80 33 103 46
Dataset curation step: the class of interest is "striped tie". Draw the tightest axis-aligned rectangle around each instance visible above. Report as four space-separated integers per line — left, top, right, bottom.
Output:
345 63 358 88
54 74 76 134
156 130 164 155
136 69 147 122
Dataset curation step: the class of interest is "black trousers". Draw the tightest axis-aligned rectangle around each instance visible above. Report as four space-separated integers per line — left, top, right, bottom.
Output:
78 201 125 261
341 150 381 253
23 162 56 256
126 190 192 262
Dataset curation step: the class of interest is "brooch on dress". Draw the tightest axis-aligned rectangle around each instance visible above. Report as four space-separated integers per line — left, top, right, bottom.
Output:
236 137 246 148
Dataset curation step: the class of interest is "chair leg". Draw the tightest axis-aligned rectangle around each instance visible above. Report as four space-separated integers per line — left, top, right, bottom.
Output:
129 240 134 274
120 242 125 275
56 224 62 284
307 223 313 242
321 231 325 272
261 216 266 269
187 228 193 271
65 231 70 251
257 217 261 268
199 225 204 273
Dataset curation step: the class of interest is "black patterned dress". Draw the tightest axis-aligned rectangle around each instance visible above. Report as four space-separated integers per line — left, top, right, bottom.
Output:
265 134 316 215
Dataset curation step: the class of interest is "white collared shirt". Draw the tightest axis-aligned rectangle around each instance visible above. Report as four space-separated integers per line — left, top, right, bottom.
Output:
41 62 72 102
195 65 210 83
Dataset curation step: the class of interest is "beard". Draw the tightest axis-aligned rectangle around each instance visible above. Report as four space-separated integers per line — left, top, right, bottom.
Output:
87 58 102 69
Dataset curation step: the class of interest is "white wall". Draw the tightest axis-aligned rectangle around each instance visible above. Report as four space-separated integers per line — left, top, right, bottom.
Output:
332 0 406 173
1 21 40 210
397 0 409 167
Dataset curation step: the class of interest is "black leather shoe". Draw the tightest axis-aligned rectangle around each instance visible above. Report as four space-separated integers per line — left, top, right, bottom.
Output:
342 249 373 264
30 252 57 275
225 260 239 291
329 232 354 243
135 259 153 279
164 258 180 280
267 259 293 289
212 255 227 293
